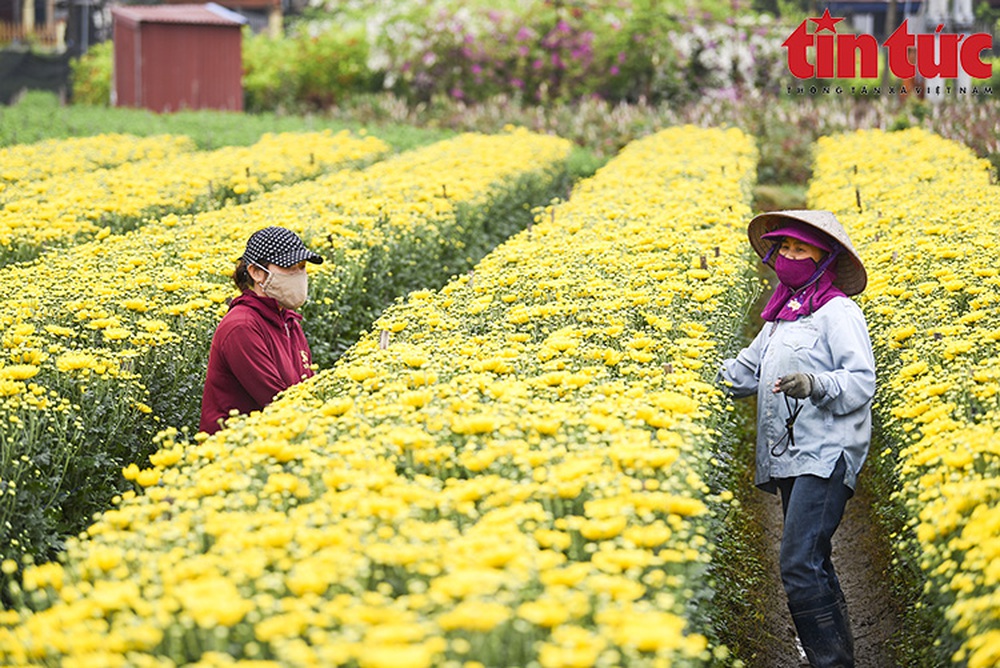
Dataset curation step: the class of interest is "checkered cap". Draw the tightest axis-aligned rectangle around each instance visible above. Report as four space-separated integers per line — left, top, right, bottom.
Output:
241 226 323 268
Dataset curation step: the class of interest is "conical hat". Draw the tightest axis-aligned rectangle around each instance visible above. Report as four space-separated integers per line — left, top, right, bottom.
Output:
748 210 867 296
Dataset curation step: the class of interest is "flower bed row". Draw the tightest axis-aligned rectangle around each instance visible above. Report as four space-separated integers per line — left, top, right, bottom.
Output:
0 130 389 267
0 133 194 197
808 127 1000 667
0 128 572 597
0 125 758 666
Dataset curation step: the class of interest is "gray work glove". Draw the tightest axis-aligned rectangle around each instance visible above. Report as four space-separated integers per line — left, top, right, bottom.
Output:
777 373 814 399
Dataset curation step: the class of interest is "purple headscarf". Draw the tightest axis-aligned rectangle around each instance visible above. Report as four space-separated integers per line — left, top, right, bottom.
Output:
760 242 846 322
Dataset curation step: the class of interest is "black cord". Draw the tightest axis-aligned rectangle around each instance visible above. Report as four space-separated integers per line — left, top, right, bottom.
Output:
770 394 802 457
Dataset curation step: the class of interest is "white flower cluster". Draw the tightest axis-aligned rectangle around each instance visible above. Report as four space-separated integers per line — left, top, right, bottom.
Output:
671 16 787 94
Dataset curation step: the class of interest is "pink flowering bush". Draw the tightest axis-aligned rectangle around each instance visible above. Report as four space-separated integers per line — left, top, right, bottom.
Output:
73 1 798 109
304 0 787 104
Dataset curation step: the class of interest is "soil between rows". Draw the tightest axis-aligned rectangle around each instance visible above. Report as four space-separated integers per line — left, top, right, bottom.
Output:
744 464 906 667
729 252 907 666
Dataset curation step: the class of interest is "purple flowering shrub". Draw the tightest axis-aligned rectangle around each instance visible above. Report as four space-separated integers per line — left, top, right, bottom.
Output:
312 0 787 104
363 1 635 103
71 0 793 109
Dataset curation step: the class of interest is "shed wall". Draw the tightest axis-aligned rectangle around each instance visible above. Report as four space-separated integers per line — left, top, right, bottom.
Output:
112 19 139 107
139 23 242 112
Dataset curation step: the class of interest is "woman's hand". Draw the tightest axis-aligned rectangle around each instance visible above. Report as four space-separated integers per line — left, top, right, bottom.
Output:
774 373 814 398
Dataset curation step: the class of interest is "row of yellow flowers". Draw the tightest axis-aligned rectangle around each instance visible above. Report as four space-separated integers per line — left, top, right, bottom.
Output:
0 130 389 266
0 133 194 199
0 129 572 593
0 125 758 666
808 127 1000 668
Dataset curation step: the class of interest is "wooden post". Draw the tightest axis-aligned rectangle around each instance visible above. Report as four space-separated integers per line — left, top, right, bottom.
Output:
22 0 35 33
267 0 282 38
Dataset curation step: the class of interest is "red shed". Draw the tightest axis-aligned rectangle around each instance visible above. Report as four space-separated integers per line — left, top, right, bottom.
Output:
111 3 246 113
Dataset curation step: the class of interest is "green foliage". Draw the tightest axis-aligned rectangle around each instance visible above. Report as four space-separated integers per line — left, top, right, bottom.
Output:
710 397 780 664
974 0 1000 27
971 55 1000 91
242 25 377 113
241 30 299 113
752 183 808 211
340 0 779 105
0 367 160 604
0 90 453 151
565 146 607 183
296 26 375 106
69 40 113 106
63 1 792 111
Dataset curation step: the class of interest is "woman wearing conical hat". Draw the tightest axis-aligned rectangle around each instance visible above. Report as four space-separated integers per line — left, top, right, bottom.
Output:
719 210 875 668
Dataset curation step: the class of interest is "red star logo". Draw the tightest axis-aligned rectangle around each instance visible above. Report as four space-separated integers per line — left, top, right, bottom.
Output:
810 8 844 33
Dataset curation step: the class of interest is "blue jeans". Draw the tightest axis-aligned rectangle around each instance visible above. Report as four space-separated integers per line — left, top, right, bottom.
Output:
775 454 854 603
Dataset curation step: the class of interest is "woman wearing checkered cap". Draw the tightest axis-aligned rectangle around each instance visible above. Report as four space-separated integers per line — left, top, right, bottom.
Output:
199 227 323 435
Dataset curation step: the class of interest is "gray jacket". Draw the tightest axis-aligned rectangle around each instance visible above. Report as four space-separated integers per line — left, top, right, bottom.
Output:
719 297 875 492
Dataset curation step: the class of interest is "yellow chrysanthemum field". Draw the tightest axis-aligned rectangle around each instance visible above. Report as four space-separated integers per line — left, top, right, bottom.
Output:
0 130 390 266
1 121 997 667
0 128 571 581
0 126 758 666
0 133 196 198
809 128 1000 668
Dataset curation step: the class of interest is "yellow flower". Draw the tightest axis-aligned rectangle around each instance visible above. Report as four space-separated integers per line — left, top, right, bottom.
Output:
402 353 427 368
55 352 97 372
321 397 353 416
0 364 39 380
450 413 499 435
148 448 182 468
967 629 1000 668
103 327 132 341
0 379 25 396
539 631 607 668
43 324 75 337
121 298 150 312
134 468 161 487
356 643 436 668
347 365 377 381
517 598 571 628
176 576 252 628
579 516 628 541
899 360 929 379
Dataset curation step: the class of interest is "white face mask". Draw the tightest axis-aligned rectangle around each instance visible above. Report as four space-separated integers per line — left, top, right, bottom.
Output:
255 264 308 310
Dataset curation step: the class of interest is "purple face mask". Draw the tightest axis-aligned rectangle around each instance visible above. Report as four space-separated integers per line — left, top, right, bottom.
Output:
774 254 818 290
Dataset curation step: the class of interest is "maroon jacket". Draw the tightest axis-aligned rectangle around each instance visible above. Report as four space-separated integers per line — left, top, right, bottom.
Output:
199 291 315 434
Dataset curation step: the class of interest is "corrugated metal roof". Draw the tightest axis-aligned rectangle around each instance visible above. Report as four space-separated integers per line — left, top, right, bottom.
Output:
112 3 247 27
163 0 281 8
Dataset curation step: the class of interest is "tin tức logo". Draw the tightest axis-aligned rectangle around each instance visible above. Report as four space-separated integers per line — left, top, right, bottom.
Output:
782 9 992 80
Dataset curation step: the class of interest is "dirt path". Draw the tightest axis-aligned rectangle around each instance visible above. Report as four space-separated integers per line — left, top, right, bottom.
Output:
729 204 907 665
746 475 906 667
